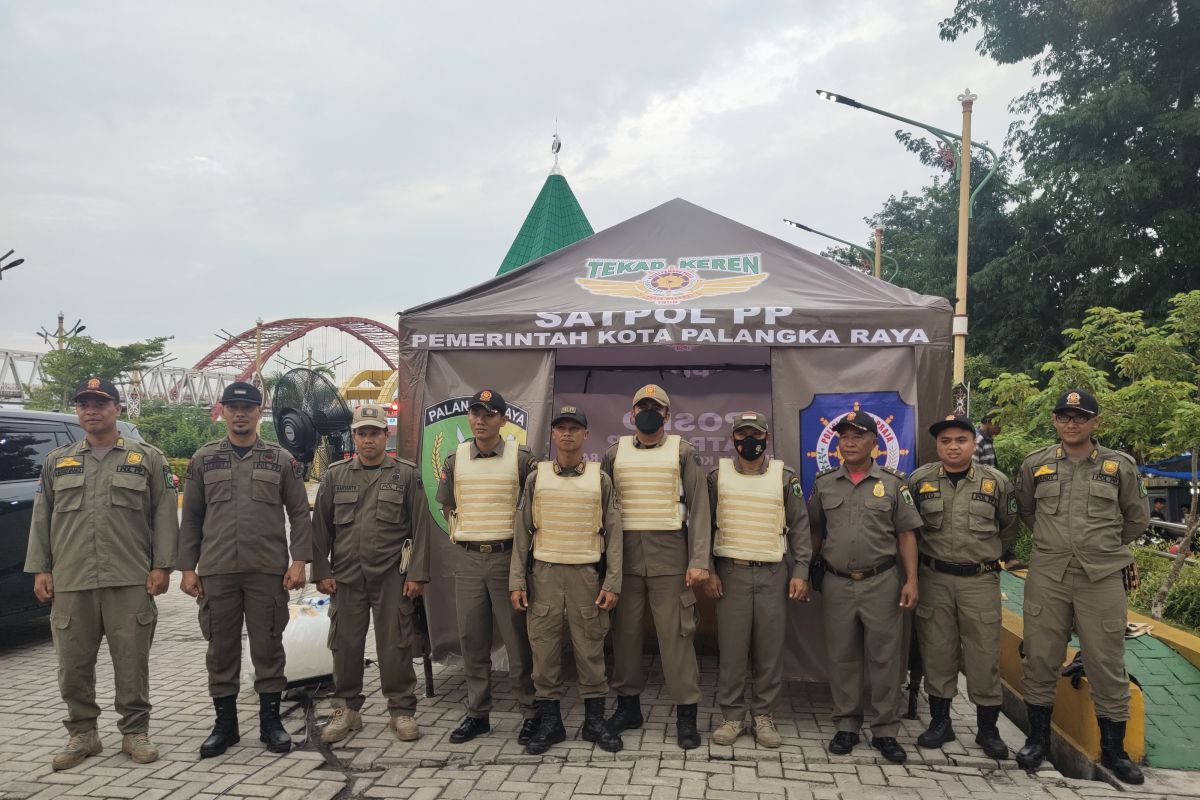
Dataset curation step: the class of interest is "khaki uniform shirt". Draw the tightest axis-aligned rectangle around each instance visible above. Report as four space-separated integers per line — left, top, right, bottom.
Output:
1015 441 1149 582
510 461 624 595
25 437 179 591
601 436 711 577
706 459 812 579
908 462 1018 563
435 438 537 512
807 462 923 573
178 437 313 575
311 455 433 585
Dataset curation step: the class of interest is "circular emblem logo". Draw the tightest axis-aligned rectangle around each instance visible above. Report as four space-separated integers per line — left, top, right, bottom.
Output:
87 378 101 389
1067 391 1080 405
480 390 493 401
813 411 902 473
641 266 700 304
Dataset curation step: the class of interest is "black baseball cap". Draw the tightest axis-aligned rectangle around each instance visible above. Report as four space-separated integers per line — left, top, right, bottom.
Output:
930 414 975 437
468 389 507 415
220 381 263 406
834 410 878 436
551 405 588 428
71 377 121 403
1053 389 1099 416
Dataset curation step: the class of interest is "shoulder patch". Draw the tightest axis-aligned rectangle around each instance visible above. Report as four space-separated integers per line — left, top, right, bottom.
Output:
788 475 804 497
899 486 914 506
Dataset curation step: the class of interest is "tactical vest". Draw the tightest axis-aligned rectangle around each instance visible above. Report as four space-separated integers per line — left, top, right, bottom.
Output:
532 461 603 564
714 458 786 562
451 442 518 541
613 435 684 531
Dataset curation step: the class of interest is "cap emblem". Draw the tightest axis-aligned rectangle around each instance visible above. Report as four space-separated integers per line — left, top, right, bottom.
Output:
480 390 493 401
1067 391 1081 405
945 414 956 421
845 411 856 421
87 378 100 389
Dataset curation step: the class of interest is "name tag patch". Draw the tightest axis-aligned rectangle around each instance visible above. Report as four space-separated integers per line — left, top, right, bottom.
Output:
202 456 231 472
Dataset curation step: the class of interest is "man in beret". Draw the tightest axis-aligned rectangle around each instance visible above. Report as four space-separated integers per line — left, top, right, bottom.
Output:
26 378 178 769
908 414 1017 759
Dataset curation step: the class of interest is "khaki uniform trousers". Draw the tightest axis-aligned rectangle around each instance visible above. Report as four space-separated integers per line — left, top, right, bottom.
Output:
198 572 289 697
611 573 701 705
715 559 788 719
914 566 1003 706
328 568 419 715
454 547 536 717
51 586 157 735
1023 561 1131 720
822 568 904 737
527 561 610 701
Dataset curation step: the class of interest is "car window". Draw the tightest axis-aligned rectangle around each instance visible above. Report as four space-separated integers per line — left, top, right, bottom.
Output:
0 426 61 481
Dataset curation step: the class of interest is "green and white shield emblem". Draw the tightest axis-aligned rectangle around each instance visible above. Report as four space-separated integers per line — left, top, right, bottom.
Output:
421 395 529 534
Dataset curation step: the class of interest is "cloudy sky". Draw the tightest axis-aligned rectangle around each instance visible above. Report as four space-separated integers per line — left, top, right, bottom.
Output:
0 1 1036 376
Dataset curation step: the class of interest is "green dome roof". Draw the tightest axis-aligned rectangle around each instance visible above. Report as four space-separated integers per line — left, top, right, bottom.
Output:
497 172 594 275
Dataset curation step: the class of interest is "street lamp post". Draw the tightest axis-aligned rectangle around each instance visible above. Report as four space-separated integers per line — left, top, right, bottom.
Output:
816 89 998 410
783 219 899 281
0 249 25 280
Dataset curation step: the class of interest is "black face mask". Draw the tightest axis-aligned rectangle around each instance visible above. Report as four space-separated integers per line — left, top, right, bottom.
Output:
634 409 664 434
734 437 767 461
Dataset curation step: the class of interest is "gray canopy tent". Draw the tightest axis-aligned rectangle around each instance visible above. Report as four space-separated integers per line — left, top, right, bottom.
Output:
396 197 952 681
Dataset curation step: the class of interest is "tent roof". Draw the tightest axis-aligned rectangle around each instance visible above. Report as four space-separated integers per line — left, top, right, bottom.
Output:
404 198 949 328
496 173 594 276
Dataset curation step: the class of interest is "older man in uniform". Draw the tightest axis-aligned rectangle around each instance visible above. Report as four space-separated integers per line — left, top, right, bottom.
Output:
509 405 624 755
437 389 539 744
908 414 1017 758
312 404 433 743
601 384 711 749
808 410 923 763
705 412 810 748
1014 390 1149 784
178 381 312 757
25 377 178 770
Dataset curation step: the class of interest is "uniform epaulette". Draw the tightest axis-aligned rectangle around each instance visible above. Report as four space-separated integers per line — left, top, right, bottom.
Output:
881 465 906 479
1112 450 1138 468
47 440 78 458
133 439 166 458
393 456 417 469
201 438 225 449
815 466 839 479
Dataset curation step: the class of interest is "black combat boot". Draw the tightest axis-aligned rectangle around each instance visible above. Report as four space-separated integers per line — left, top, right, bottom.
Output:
581 697 623 752
676 703 701 750
606 694 643 733
524 700 566 755
916 695 955 748
975 705 1009 759
258 692 292 753
200 695 240 758
1015 703 1053 770
1097 717 1144 785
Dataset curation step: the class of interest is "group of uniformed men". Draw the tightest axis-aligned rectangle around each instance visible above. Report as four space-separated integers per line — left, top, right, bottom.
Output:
26 377 1148 785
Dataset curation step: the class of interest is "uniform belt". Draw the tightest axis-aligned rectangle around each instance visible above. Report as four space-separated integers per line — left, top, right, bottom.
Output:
825 557 896 581
720 557 771 567
457 540 513 554
920 554 1001 576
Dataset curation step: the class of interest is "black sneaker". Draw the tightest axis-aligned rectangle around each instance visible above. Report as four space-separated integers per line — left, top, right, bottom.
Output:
449 715 490 744
828 731 859 755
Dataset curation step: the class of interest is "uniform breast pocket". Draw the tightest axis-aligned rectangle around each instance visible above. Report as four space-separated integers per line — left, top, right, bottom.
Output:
110 471 147 511
53 473 86 513
1033 480 1061 515
333 492 358 525
203 470 232 503
251 470 280 503
1087 481 1119 518
918 497 944 530
968 499 997 533
819 492 846 522
864 496 892 520
376 498 405 525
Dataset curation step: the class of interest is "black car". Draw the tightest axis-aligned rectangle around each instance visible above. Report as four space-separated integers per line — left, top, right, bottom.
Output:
0 409 144 625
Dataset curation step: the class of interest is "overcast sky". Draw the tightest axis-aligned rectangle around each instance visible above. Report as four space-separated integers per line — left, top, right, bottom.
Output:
0 1 1036 376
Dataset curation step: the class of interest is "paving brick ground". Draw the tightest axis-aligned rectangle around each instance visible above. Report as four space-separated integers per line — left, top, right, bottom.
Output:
1 579 1195 800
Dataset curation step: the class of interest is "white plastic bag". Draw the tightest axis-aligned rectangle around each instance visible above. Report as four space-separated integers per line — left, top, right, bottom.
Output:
240 595 333 688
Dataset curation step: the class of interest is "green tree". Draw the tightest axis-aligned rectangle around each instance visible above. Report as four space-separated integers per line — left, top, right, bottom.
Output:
128 401 227 459
28 335 171 410
940 0 1200 327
